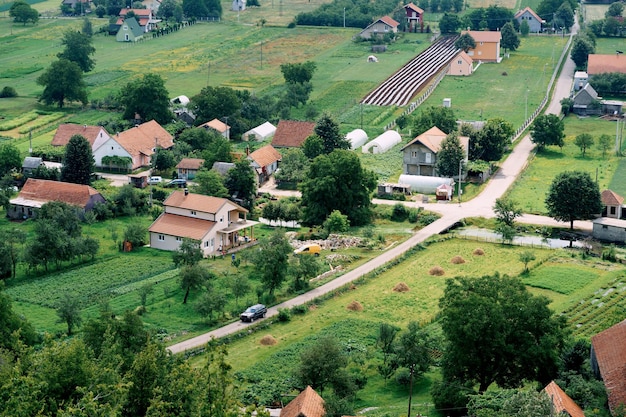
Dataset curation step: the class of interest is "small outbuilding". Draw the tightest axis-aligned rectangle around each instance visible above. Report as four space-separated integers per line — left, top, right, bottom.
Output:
592 217 626 243
362 130 401 154
232 0 245 11
398 174 454 194
346 129 368 150
22 157 44 175
243 121 277 141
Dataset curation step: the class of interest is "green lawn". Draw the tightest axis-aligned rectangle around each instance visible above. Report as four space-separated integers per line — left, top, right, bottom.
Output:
507 115 621 214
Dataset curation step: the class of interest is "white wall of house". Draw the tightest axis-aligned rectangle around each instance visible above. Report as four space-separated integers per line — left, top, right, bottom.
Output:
150 232 217 256
93 137 133 167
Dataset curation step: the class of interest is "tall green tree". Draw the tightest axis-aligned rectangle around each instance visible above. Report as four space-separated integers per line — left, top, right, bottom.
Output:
545 171 602 230
280 61 317 84
412 105 457 136
297 335 349 394
439 12 461 33
56 292 83 335
0 282 38 353
571 35 595 67
190 86 242 127
172 238 203 267
302 135 325 159
58 30 96 73
519 19 530 36
193 168 229 197
574 133 594 157
555 1 574 29
500 22 520 53
81 17 93 36
37 59 88 108
9 0 38 25
0 228 26 279
119 73 172 124
598 133 613 157
225 158 256 210
61 134 95 184
0 143 22 177
454 32 476 52
436 132 465 178
314 114 350 154
300 150 377 227
179 263 213 304
250 230 292 295
274 148 309 183
439 273 568 393
493 198 521 244
530 114 565 150
470 118 513 161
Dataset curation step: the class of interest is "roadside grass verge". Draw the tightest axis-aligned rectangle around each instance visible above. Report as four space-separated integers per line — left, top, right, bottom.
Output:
506 115 620 214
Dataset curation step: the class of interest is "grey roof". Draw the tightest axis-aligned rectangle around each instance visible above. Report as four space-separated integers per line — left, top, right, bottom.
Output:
212 161 235 176
22 157 43 169
120 17 144 38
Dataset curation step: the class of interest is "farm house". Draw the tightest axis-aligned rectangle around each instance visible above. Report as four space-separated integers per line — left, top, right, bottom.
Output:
346 129 368 150
399 174 454 194
362 130 401 154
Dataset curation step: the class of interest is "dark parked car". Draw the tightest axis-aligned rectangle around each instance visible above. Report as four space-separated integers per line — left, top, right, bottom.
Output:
166 179 187 188
240 304 267 322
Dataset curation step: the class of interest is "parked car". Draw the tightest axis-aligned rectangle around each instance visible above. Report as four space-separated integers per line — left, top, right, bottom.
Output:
165 179 187 188
293 243 321 256
240 304 267 322
148 176 162 185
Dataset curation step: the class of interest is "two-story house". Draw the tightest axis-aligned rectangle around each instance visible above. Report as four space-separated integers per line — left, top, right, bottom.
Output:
148 190 258 256
359 16 400 40
247 144 281 184
400 126 469 178
461 30 502 63
514 7 544 33
403 3 424 33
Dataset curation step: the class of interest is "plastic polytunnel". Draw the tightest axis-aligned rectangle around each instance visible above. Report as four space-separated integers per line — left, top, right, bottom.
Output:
346 129 368 150
398 175 455 194
362 130 401 154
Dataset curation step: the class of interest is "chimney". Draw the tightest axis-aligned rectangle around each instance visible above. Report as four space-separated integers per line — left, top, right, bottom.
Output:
184 188 189 196
246 146 250 156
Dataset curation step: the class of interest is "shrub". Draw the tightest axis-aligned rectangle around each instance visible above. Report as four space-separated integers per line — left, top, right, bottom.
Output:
391 203 408 222
291 304 307 315
277 308 291 322
429 266 445 276
395 368 411 386
0 86 17 98
418 213 438 226
602 245 617 262
407 208 419 223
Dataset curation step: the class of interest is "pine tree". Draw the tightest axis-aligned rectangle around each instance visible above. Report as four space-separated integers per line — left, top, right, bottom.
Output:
60 134 95 185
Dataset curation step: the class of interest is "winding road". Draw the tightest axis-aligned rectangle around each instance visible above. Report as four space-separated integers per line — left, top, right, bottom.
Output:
168 25 582 354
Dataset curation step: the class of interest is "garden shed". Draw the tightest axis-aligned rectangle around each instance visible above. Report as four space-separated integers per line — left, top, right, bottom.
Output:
346 129 368 150
399 174 454 194
243 121 276 141
362 130 401 154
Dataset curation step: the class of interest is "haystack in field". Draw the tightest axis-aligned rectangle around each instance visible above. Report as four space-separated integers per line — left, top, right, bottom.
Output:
260 335 277 345
451 255 465 264
393 282 410 292
473 248 485 255
429 266 445 276
347 301 363 311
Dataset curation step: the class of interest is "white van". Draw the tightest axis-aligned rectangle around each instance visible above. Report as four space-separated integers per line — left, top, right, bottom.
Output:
148 176 162 185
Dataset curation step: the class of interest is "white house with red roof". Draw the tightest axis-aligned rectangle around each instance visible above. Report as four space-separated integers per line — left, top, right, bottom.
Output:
52 124 112 150
199 118 231 139
116 8 159 32
108 120 174 170
247 144 281 184
359 16 400 39
148 190 258 256
8 178 105 220
591 319 626 414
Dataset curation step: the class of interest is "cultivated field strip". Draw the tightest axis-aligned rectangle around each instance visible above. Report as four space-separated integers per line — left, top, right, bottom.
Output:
361 35 460 106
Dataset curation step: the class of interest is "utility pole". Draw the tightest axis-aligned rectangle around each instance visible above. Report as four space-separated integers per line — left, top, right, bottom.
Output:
458 159 462 206
343 7 346 28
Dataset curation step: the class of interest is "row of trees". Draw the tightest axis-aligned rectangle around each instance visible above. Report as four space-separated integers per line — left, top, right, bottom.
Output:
587 1 626 38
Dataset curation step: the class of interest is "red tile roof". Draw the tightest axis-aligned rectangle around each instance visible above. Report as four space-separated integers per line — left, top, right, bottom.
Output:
544 381 585 417
462 30 502 43
404 3 424 14
602 189 624 206
401 126 469 154
16 178 102 207
52 124 110 147
200 118 230 133
148 213 215 240
588 54 626 75
514 7 544 23
114 120 173 160
176 158 205 170
271 120 316 148
592 319 626 413
119 7 152 16
248 144 281 168
281 386 325 417
379 16 400 28
163 190 247 214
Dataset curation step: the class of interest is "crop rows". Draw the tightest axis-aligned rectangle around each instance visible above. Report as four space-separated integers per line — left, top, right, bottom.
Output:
17 112 65 134
361 35 459 106
0 111 39 131
7 257 175 308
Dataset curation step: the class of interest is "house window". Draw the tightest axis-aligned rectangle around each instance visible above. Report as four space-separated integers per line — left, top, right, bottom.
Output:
425 153 432 163
458 60 462 65
191 210 197 215
411 151 418 158
176 236 182 241
220 217 223 223
210 238 214 247
610 207 616 215
384 25 389 32
480 41 484 45
205 240 209 247
158 234 165 241
602 225 608 230
111 146 114 150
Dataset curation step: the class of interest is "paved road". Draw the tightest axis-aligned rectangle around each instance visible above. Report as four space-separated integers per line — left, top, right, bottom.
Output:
168 30 581 354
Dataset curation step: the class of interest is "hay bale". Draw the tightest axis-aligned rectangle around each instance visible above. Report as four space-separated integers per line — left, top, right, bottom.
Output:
473 248 485 255
393 282 410 292
429 266 445 276
451 255 465 264
346 301 363 311
260 335 277 346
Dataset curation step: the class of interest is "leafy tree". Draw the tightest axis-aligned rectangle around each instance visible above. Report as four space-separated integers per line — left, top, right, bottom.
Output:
376 323 398 383
81 17 93 36
56 292 83 335
439 13 461 33
172 238 203 267
598 133 613 157
183 0 208 17
250 230 292 295
467 389 552 417
9 0 39 25
0 283 38 352
500 22 520 53
0 228 26 279
300 150 377 227
119 73 172 124
124 223 147 248
530 114 565 150
297 335 349 394
394 322 434 416
0 143 22 177
439 273 568 393
157 0 177 19
518 250 535 272
519 19 530 36
274 148 309 183
471 118 513 161
190 86 242 127
493 198 521 244
195 288 227 321
58 30 96 73
138 283 154 308
436 132 465 178
37 59 88 108
555 1 574 29
60 134 95 184
289 253 321 291
123 341 169 417
314 114 350 154
412 105 457 136
302 135 325 159
152 148 175 172
0 86 18 98
323 209 350 234
280 61 317 84
454 32 476 52
179 264 213 304
193 168 229 197
230 274 250 309
574 133 594 157
607 1 624 17
225 158 256 210
603 16 621 36
571 36 595 67
545 171 602 230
